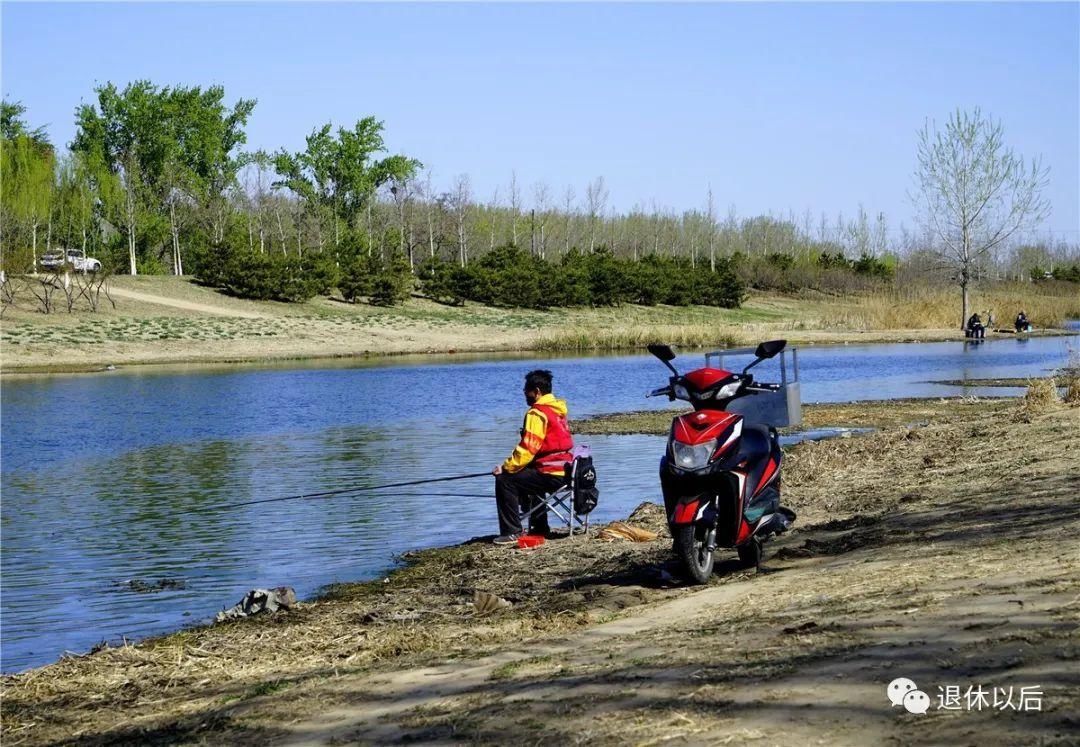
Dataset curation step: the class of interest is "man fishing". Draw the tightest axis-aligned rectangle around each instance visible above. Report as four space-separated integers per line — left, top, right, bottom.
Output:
491 369 574 545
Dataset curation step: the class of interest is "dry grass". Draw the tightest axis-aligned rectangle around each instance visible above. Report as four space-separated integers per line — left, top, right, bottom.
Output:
535 325 745 352
1062 352 1080 405
1014 377 1061 422
299 394 1080 746
574 397 1014 436
812 282 1080 330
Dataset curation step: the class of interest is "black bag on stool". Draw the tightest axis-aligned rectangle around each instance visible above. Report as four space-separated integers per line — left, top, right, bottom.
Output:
568 456 599 515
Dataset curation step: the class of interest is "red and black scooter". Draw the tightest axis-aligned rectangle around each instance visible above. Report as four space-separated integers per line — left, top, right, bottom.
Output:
647 340 797 583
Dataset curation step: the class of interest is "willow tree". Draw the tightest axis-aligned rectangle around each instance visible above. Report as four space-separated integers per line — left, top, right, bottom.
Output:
913 108 1049 328
0 101 55 272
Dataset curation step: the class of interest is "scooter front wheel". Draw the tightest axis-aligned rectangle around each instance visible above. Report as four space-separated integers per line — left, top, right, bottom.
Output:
674 525 714 583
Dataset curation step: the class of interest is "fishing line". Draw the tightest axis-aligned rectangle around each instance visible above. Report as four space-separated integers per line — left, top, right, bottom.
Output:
207 471 493 510
68 471 494 532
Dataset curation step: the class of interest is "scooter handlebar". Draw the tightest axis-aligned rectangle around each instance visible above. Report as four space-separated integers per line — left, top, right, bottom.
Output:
646 386 671 398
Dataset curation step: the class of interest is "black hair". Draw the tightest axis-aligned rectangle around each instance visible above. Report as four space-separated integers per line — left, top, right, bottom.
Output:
524 369 553 394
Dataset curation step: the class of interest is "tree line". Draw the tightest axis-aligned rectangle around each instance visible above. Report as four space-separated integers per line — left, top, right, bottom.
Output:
2 85 1076 313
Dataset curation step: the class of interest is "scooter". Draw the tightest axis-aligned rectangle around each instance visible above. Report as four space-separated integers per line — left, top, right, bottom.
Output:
647 340 797 583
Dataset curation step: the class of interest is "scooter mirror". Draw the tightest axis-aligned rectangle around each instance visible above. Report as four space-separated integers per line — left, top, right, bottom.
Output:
754 339 787 359
647 343 676 362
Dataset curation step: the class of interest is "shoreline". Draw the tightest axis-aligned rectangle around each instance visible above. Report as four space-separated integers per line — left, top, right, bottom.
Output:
2 326 1074 378
3 394 1076 744
573 396 1020 435
0 397 1014 676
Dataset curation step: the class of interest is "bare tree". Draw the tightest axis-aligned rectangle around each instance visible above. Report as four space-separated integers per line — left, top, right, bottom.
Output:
872 211 889 257
651 200 663 254
585 176 608 252
28 271 61 313
848 204 871 257
423 170 437 261
73 268 114 312
271 193 289 254
120 153 141 276
508 170 521 247
390 176 413 267
817 212 830 245
532 181 551 258
562 186 576 255
706 186 718 271
0 271 14 317
244 152 274 254
451 174 472 266
487 187 500 251
913 108 1049 327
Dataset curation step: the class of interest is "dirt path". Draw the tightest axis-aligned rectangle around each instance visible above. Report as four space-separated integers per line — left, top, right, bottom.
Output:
281 581 762 745
104 286 265 318
277 488 1079 746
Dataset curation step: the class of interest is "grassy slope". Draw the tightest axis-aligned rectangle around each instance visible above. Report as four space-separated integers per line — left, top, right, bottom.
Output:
1 276 1077 373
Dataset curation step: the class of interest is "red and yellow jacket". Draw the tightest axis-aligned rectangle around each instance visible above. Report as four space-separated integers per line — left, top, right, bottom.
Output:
502 393 574 476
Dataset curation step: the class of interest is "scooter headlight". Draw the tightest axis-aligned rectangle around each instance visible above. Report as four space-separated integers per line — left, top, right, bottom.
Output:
671 438 718 471
716 381 742 399
673 383 691 401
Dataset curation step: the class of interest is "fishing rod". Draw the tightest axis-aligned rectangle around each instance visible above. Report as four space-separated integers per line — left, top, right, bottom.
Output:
82 471 494 531
215 471 493 511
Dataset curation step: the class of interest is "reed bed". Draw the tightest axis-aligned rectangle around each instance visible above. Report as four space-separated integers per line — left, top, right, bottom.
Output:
812 282 1080 330
1062 352 1080 405
534 325 745 352
535 283 1078 352
1025 377 1061 405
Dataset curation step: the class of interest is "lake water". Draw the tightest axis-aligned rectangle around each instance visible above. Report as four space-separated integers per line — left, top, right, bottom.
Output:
2 331 1076 672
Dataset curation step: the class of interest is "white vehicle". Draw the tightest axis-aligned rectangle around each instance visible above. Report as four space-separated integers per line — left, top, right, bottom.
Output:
39 249 102 273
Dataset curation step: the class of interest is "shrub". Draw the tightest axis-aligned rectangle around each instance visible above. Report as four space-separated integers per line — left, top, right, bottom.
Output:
370 252 413 306
340 254 378 302
1051 264 1080 283
195 243 337 303
585 247 635 306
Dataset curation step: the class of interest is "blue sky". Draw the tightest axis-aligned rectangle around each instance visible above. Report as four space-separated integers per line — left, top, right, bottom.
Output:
2 2 1077 239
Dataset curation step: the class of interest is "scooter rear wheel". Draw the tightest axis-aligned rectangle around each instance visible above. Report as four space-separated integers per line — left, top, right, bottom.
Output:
675 525 714 583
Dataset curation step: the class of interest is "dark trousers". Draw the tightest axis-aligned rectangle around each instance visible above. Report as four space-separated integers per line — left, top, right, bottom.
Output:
495 467 565 535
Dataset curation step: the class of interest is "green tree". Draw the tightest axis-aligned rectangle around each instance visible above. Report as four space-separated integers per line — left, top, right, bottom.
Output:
1 100 48 143
273 118 421 251
53 153 99 258
0 101 55 272
72 81 255 276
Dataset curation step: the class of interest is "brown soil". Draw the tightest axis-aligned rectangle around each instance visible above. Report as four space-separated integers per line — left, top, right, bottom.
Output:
2 394 1077 745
